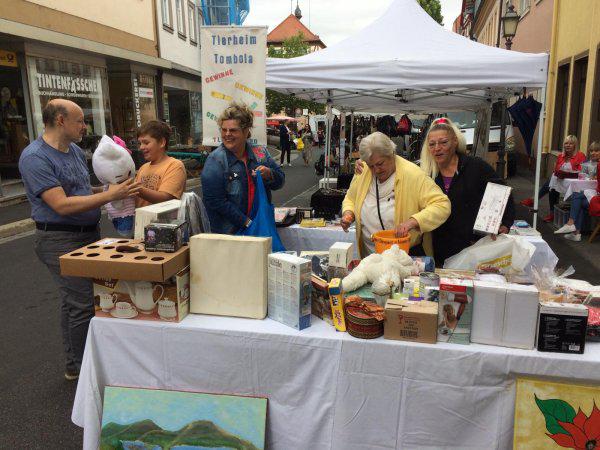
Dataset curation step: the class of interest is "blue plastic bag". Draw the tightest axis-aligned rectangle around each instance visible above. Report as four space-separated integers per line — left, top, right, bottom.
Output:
237 173 286 252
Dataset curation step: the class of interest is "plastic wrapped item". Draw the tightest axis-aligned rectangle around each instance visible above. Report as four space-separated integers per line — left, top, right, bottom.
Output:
584 292 600 341
530 265 597 304
177 192 211 240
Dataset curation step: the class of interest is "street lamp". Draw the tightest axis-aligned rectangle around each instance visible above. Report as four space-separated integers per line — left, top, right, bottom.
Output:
501 2 520 50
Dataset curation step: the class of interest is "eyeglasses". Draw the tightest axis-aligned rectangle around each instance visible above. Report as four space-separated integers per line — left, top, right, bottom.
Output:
428 139 451 148
220 127 242 134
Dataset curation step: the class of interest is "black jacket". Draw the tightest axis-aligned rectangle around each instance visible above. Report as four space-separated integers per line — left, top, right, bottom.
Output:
432 154 515 267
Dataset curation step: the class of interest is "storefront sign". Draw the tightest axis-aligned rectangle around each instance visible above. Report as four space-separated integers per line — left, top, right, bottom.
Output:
138 87 154 99
0 50 18 67
132 75 142 128
35 72 100 99
200 26 267 146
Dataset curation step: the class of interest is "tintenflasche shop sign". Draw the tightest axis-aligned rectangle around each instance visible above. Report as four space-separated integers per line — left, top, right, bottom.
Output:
200 26 267 147
36 73 101 99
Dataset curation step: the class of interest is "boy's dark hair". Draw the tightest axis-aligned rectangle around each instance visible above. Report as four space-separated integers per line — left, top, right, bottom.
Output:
137 120 171 149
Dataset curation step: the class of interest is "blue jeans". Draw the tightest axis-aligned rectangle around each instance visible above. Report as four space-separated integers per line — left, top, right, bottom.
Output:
569 192 590 232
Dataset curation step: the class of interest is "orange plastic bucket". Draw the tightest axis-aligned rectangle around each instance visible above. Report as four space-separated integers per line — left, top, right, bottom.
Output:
371 230 410 254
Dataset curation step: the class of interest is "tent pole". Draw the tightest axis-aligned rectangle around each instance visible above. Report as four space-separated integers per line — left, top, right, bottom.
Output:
349 109 355 157
339 109 346 170
533 86 546 230
325 92 333 189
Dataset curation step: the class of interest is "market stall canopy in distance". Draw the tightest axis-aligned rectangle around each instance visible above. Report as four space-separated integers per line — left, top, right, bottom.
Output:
266 0 548 113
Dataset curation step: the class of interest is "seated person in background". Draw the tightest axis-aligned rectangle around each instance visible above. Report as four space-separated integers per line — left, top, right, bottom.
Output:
341 131 450 257
521 135 586 222
135 120 187 208
201 102 285 234
419 118 515 267
554 167 600 242
581 141 600 179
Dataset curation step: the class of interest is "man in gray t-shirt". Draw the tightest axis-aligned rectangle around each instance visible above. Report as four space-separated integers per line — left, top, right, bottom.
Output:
18 99 140 380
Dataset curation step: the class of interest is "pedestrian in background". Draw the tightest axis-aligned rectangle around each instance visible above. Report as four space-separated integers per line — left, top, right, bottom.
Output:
279 120 291 166
18 99 140 380
301 123 313 167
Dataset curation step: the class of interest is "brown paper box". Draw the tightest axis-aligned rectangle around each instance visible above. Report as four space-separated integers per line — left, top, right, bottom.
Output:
59 238 189 282
384 299 438 344
93 266 190 322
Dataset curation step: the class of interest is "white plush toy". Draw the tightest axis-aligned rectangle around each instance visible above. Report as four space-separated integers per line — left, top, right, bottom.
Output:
342 244 414 292
92 135 136 210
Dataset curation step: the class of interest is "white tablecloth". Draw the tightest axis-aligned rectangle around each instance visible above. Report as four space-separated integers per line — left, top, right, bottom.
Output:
549 176 596 198
73 316 600 450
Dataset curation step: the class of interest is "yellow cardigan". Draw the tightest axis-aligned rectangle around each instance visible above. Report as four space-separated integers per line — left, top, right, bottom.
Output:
342 155 451 258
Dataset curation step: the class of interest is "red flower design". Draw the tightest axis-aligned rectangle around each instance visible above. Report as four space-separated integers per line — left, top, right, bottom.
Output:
548 405 600 450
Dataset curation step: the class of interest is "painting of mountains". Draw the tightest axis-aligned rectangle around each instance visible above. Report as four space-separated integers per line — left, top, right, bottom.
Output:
100 387 267 450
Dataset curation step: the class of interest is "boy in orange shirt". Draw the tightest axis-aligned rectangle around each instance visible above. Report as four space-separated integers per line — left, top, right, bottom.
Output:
135 120 186 207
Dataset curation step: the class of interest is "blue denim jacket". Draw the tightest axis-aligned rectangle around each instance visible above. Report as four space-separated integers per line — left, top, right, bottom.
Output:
201 142 285 234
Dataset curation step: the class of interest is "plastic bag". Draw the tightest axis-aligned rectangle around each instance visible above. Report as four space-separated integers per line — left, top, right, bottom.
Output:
177 192 211 240
443 234 535 274
237 173 285 252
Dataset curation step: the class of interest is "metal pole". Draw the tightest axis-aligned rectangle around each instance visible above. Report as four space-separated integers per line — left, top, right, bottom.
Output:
349 109 355 156
496 98 508 179
339 110 346 169
325 92 332 189
533 87 546 230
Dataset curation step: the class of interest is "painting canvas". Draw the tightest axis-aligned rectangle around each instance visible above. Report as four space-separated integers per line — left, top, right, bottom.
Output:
100 386 267 450
514 377 600 450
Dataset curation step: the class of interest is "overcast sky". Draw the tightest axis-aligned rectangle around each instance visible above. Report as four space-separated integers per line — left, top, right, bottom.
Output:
245 0 463 46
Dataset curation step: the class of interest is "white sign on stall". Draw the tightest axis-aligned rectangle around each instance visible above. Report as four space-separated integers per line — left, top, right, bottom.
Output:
473 182 512 235
200 26 267 147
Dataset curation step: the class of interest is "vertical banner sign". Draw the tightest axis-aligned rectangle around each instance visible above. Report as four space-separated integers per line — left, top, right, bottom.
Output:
201 26 267 147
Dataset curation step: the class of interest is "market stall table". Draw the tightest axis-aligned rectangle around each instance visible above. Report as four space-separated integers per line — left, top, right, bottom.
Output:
73 315 600 450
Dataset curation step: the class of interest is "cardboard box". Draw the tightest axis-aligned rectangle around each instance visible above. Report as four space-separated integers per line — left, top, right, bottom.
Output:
472 282 539 349
134 199 181 240
473 182 512 235
328 278 347 331
438 278 474 344
537 302 588 354
267 253 312 330
329 242 354 269
384 299 438 344
144 220 186 252
59 238 189 282
311 275 332 325
190 234 270 319
93 266 190 322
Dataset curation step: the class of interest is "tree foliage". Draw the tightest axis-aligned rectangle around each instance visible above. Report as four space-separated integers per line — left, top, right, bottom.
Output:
266 32 325 116
418 0 444 25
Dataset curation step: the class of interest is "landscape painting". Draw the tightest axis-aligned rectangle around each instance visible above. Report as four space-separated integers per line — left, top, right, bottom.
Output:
100 386 267 450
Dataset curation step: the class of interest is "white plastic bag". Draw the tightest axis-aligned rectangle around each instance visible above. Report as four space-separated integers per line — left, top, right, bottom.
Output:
443 234 535 274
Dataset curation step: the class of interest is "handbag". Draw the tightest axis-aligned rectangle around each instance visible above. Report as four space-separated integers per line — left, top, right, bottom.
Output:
237 173 286 252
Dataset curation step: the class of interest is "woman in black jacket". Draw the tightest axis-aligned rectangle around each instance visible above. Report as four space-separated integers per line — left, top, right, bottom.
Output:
420 118 515 267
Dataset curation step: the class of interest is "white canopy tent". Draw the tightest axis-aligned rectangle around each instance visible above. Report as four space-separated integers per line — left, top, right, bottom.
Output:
266 0 549 227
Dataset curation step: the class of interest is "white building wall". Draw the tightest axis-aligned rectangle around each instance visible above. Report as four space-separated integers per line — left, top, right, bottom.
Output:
157 0 202 71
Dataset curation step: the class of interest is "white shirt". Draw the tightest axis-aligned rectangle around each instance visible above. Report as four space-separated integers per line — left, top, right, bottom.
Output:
361 173 396 255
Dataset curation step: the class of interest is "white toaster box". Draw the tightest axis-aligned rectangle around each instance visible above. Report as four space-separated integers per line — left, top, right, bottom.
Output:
134 199 181 240
329 242 354 269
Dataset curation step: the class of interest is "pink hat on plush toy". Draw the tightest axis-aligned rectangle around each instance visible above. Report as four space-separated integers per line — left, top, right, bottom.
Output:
113 135 132 155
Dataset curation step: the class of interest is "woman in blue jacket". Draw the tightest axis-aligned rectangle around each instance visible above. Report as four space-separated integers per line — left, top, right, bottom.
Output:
201 102 285 234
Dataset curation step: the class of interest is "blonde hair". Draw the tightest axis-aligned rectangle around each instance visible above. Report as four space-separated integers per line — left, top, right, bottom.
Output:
564 135 579 150
358 131 396 161
419 117 466 178
217 102 254 131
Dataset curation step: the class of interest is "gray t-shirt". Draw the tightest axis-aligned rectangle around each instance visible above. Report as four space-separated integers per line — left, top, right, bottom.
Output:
19 136 101 225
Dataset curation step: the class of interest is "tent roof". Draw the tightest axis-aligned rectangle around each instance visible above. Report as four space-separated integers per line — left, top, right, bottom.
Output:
266 0 548 113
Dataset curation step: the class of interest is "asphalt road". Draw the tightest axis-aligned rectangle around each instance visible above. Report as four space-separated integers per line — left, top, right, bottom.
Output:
0 146 322 449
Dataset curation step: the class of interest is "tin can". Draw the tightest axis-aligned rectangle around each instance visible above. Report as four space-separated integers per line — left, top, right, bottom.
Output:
419 272 440 295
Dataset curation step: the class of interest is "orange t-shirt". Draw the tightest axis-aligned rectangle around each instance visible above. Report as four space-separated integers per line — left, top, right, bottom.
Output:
135 156 186 207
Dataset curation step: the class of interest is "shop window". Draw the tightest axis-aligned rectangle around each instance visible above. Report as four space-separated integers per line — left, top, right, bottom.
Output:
162 0 173 30
26 56 112 156
569 56 588 141
176 0 186 39
552 63 570 150
188 1 198 44
589 48 600 145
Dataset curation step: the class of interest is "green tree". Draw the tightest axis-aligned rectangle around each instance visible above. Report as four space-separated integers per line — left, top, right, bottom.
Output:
267 32 325 116
418 0 444 25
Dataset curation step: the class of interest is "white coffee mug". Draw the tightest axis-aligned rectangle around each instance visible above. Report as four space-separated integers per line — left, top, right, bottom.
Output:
99 293 117 312
158 299 177 321
114 301 135 318
125 281 164 314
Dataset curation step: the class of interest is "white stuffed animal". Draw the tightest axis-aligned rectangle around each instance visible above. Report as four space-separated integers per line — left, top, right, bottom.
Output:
342 244 414 292
92 135 136 210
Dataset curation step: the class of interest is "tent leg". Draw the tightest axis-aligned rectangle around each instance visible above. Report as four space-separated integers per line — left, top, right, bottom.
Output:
533 87 546 230
349 109 355 157
339 110 346 169
325 95 332 189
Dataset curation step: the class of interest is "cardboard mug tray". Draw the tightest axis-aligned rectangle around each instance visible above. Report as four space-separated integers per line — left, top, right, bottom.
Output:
59 238 189 282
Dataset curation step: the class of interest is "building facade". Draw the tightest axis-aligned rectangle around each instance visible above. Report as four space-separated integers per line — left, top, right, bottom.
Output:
267 7 326 54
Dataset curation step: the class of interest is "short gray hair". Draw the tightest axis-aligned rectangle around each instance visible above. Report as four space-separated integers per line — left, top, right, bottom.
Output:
359 132 396 161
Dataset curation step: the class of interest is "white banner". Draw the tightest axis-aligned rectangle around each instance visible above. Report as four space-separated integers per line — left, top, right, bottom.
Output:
201 26 267 147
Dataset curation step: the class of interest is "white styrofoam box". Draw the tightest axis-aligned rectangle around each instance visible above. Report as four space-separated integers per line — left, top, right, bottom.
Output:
472 281 506 346
268 253 312 330
329 242 354 269
503 284 539 349
190 234 270 319
134 199 181 240
319 178 337 189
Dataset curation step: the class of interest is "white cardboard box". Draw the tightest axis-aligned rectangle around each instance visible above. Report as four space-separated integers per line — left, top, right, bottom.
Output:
190 234 270 319
134 199 181 240
471 281 506 346
473 182 512 235
268 253 312 330
329 242 354 269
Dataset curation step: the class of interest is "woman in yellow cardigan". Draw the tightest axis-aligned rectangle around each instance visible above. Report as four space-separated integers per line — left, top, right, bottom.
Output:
340 132 451 257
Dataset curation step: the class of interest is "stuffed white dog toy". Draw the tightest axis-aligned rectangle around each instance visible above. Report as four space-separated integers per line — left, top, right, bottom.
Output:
342 244 414 292
92 135 136 210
